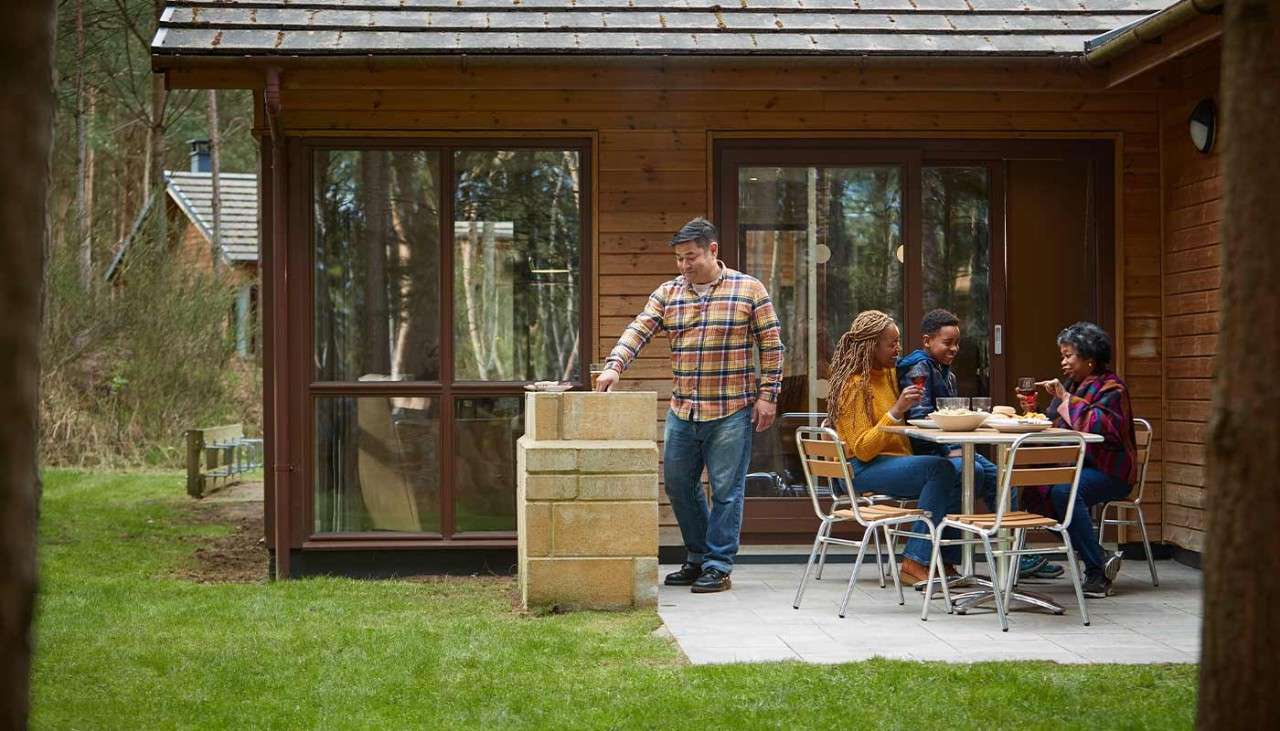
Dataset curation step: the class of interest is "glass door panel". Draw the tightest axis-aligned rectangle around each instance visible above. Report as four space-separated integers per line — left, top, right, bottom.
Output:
737 165 903 497
922 166 992 397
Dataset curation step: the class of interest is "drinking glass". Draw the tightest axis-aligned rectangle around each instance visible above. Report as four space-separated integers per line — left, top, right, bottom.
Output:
907 362 929 391
936 397 970 412
970 397 992 412
1016 377 1037 414
589 362 606 390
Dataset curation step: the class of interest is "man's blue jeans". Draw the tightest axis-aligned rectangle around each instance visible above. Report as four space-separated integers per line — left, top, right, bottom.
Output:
663 407 753 575
1050 467 1133 572
850 454 961 566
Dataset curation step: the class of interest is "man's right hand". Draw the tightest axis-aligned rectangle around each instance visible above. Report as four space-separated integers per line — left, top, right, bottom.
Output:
594 369 619 392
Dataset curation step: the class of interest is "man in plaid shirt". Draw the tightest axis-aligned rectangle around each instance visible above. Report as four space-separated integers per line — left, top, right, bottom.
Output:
595 218 784 592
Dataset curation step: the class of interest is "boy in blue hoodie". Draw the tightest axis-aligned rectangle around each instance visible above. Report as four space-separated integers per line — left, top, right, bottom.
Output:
896 309 1061 579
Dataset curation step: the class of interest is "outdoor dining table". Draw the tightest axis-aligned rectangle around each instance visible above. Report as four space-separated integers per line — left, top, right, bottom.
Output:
879 424 1104 616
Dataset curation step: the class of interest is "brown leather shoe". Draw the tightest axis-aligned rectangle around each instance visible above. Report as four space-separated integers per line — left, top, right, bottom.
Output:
899 557 932 585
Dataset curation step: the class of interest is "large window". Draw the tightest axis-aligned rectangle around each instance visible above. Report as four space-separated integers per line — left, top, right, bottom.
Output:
310 143 588 537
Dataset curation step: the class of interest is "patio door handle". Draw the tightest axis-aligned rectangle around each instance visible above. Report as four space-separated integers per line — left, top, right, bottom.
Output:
994 324 1003 356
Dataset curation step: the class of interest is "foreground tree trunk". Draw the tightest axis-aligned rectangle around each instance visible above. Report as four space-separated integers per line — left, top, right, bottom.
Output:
0 3 57 727
1200 1 1280 727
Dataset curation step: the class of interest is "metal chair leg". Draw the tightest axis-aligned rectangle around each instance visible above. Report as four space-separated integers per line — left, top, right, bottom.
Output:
1004 529 1024 597
872 527 887 588
815 530 832 580
979 534 1009 632
921 530 944 621
1059 531 1090 626
884 525 904 606
1136 508 1160 586
1096 501 1111 544
793 519 829 609
838 533 872 619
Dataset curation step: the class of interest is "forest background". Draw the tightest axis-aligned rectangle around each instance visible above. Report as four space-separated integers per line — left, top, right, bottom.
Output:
44 0 259 467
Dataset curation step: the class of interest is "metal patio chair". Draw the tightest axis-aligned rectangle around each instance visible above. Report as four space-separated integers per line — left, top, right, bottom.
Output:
792 427 948 620
1096 418 1159 586
928 433 1090 632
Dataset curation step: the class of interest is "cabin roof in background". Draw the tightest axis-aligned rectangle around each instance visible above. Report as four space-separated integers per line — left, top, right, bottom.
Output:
166 171 261 263
152 0 1173 58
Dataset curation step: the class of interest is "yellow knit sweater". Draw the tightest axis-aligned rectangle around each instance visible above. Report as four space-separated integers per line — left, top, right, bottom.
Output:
834 367 911 463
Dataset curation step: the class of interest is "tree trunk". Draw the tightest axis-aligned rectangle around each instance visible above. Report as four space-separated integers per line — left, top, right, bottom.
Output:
207 90 222 272
1199 1 1280 727
148 0 167 248
0 2 57 727
74 0 90 288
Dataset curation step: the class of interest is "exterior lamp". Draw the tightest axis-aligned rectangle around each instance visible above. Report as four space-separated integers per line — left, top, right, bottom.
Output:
1189 99 1216 154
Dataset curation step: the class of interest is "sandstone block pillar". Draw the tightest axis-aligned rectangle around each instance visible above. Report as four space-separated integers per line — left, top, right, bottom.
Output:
517 391 659 611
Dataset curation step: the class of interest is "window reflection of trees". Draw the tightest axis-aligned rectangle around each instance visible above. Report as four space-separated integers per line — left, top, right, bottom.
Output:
314 150 441 383
923 167 990 396
453 150 582 382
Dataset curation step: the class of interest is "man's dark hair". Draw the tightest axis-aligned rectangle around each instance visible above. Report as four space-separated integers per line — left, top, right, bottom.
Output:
1057 321 1113 371
669 217 718 249
920 308 961 336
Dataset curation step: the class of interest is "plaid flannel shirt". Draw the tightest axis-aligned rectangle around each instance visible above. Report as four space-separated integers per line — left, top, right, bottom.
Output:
604 265 785 422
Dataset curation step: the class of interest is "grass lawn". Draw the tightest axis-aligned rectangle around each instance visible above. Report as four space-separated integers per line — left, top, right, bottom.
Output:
32 469 1197 730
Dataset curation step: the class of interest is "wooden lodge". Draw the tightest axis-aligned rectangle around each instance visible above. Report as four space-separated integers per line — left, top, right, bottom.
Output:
151 0 1224 577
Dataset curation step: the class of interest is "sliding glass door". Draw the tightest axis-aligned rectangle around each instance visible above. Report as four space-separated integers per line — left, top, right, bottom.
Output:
717 145 999 539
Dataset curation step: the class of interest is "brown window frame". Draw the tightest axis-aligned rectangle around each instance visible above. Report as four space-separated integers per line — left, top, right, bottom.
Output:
293 137 594 547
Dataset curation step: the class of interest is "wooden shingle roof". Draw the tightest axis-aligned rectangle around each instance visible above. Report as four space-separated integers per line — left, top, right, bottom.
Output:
152 0 1174 57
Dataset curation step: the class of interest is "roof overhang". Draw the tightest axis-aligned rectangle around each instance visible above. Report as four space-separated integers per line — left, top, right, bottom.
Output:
1084 0 1223 87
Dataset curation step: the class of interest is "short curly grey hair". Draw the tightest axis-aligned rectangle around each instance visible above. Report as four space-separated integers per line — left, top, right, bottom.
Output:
1056 321 1113 371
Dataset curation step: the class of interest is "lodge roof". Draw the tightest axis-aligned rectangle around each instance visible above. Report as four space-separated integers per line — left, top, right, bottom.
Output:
166 171 261 263
152 0 1174 58
105 171 259 282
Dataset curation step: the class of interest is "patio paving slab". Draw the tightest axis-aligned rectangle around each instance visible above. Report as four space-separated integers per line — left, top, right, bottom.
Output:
658 559 1201 665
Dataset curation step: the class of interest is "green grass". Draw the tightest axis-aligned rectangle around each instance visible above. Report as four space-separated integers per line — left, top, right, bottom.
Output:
32 469 1197 730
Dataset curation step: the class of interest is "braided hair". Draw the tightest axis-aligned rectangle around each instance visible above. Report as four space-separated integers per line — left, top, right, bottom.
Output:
827 310 898 426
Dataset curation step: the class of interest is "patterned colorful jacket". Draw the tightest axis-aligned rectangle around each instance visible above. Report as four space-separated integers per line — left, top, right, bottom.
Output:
1047 370 1138 487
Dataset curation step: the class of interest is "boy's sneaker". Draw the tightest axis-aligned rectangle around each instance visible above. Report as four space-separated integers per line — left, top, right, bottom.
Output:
1019 556 1065 579
1104 551 1123 582
1083 569 1113 598
1019 555 1048 578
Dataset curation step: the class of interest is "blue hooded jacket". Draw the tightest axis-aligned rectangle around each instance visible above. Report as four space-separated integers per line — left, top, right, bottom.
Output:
896 348 958 457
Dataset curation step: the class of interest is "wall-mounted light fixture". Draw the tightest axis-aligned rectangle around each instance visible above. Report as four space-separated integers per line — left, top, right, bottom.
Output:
1189 98 1216 154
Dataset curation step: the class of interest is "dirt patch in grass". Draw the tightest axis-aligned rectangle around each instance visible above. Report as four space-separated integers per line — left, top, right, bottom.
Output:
175 493 268 584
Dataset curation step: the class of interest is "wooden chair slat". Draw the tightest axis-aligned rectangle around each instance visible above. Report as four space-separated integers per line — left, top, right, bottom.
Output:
805 459 849 479
1011 446 1081 466
1135 428 1153 447
798 439 843 460
1009 466 1080 487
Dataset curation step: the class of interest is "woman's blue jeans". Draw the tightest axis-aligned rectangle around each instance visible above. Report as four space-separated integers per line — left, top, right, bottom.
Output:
663 407 754 575
850 454 961 565
1050 467 1133 572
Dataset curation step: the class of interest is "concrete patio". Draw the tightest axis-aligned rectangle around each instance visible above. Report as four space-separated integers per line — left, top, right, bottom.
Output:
658 557 1201 665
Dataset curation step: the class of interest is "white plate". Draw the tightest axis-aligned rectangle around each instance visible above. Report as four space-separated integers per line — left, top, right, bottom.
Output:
987 419 1053 433
908 419 939 429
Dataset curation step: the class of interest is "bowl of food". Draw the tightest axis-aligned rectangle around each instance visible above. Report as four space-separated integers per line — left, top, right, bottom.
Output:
928 407 990 432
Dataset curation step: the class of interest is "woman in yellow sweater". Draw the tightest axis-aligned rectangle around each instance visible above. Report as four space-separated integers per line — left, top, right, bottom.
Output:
829 310 962 585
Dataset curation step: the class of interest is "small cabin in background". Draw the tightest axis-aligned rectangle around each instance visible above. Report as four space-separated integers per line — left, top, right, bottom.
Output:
106 140 260 356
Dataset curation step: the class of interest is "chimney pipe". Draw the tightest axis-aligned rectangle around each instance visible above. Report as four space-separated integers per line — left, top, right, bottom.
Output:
188 138 211 173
